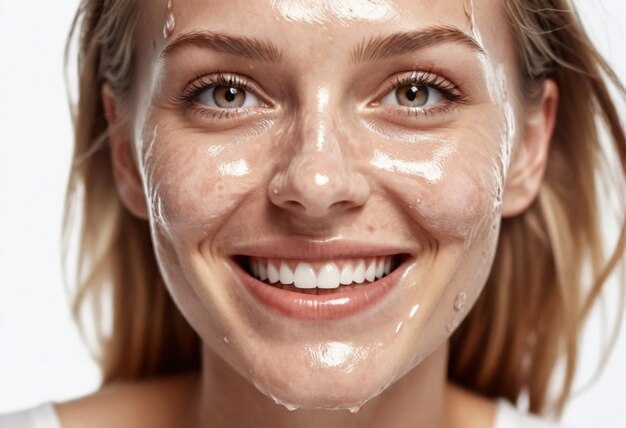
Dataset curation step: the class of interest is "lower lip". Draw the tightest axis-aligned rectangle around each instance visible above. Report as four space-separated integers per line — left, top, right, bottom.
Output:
230 258 407 321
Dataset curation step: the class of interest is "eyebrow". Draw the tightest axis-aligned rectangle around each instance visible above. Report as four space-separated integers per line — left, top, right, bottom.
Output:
351 25 486 63
162 31 283 63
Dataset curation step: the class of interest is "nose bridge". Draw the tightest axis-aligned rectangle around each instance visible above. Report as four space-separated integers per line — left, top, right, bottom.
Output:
269 89 370 218
297 86 337 154
299 99 342 163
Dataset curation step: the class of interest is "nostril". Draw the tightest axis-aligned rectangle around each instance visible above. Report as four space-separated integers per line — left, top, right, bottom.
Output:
281 199 354 214
283 200 306 212
329 200 359 212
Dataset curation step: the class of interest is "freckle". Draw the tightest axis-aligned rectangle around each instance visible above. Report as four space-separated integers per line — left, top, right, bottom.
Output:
367 224 375 233
218 184 224 191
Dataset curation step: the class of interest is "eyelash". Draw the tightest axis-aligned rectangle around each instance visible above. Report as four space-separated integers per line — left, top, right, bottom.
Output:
172 72 263 120
173 70 467 121
378 71 467 117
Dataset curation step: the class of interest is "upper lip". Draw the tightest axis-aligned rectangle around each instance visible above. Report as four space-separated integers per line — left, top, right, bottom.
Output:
228 239 414 260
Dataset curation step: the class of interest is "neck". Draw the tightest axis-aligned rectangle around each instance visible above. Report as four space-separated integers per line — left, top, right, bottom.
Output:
191 344 453 428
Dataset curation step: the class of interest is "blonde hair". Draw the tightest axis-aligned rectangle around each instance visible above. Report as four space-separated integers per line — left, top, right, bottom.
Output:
64 0 626 416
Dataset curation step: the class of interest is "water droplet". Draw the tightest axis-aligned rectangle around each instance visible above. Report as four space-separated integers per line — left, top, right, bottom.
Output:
268 394 299 412
349 405 362 414
163 12 175 39
223 337 230 344
454 291 466 312
446 320 457 333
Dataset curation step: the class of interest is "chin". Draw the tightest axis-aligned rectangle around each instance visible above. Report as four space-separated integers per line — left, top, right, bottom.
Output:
253 369 390 411
244 343 398 411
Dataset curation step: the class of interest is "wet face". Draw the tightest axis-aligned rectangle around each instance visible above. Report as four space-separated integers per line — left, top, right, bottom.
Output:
118 0 525 411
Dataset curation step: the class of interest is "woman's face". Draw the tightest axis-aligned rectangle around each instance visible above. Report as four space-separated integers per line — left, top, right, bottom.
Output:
122 0 524 410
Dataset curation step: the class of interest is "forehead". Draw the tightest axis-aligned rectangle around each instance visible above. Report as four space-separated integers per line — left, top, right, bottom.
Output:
139 0 510 61
165 0 474 27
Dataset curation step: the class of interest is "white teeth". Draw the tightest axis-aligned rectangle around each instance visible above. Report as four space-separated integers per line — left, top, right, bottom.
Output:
365 260 376 282
375 258 384 279
318 263 341 289
267 263 280 284
294 263 317 289
353 260 366 284
248 256 398 288
279 262 294 284
340 263 354 285
259 262 268 281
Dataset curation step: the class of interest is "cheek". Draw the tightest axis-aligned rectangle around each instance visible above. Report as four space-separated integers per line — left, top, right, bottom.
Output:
137 125 267 243
418 157 502 239
374 136 505 243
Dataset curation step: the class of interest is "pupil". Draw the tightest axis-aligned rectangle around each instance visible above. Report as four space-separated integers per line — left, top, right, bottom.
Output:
406 86 419 102
225 87 238 103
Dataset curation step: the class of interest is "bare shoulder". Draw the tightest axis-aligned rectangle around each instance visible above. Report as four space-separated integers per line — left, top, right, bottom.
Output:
444 383 497 428
55 372 198 428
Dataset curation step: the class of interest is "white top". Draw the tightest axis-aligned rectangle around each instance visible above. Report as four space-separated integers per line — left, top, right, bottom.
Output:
0 400 563 427
0 403 61 428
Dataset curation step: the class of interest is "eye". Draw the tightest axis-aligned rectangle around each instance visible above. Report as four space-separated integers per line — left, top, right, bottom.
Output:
381 83 445 108
196 85 261 109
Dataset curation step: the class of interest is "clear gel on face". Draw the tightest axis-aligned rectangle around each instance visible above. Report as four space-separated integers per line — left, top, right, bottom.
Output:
132 0 521 412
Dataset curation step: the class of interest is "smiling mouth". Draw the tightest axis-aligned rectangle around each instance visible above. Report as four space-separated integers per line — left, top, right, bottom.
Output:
235 254 407 295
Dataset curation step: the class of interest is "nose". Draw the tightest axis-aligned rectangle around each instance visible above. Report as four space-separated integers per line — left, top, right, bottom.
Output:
268 118 370 219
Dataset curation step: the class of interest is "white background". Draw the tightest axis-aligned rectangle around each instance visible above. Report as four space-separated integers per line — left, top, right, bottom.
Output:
0 1 624 425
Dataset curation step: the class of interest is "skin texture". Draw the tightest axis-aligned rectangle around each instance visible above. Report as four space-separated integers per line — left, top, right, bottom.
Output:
59 0 558 427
